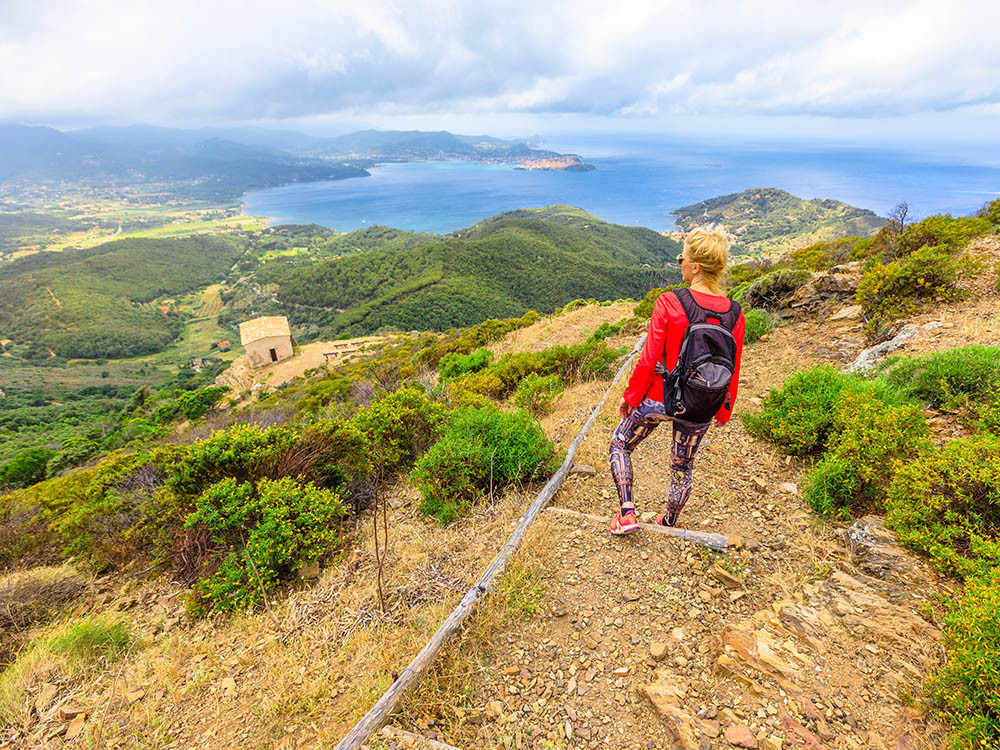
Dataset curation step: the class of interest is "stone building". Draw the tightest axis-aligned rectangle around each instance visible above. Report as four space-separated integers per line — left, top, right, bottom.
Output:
238 316 296 368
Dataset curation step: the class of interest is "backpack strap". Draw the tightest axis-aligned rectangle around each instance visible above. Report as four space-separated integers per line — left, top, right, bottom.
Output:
673 287 706 325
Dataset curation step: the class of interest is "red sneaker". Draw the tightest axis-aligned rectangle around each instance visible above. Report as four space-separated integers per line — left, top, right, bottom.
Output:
610 509 639 535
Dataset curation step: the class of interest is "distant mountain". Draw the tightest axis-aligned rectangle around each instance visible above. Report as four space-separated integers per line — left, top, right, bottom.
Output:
301 129 594 170
0 124 592 200
672 188 885 257
71 125 593 170
260 205 677 335
0 124 368 200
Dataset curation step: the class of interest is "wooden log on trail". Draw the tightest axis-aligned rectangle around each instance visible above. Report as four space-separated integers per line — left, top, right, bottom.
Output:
334 338 646 750
377 726 463 749
544 505 729 550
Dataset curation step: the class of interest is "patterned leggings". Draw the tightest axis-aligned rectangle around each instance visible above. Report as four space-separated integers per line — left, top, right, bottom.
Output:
609 398 712 518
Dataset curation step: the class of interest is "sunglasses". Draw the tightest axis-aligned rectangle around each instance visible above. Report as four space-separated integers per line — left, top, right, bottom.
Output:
676 254 685 265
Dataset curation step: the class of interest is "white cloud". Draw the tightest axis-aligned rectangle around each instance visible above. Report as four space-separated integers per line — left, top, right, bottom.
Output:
0 0 998 128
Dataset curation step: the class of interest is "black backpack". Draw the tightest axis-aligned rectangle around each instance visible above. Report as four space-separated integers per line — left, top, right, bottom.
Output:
654 288 741 423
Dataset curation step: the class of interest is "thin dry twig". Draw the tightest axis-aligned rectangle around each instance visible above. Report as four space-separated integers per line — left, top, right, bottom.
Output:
93 639 136 750
240 530 281 630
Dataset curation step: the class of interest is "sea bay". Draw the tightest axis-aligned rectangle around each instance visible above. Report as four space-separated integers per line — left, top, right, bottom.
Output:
242 135 1000 233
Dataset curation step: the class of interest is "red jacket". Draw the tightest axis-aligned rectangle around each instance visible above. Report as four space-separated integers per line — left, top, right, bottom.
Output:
623 289 745 423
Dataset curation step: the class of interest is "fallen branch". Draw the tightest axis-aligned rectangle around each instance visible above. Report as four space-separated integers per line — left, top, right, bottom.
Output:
544 505 729 551
334 338 646 750
379 726 463 749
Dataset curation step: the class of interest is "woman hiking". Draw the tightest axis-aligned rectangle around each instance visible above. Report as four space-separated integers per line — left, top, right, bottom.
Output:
609 225 745 534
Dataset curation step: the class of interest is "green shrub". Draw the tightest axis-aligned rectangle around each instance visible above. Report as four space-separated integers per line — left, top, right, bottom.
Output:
928 568 1000 749
587 320 625 343
185 477 345 614
458 341 624 402
877 345 1000 410
439 348 492 382
827 390 929 487
743 366 874 455
728 262 771 287
633 286 683 319
0 447 55 490
790 237 861 271
743 309 774 344
743 269 812 310
1 471 94 570
50 446 188 568
975 388 1000 435
350 386 446 472
295 377 353 415
801 390 928 517
803 455 868 519
896 215 992 256
411 407 560 523
885 434 1000 580
857 244 965 338
512 373 564 416
174 386 229 421
858 214 992 264
978 196 1000 225
170 424 298 497
728 280 752 306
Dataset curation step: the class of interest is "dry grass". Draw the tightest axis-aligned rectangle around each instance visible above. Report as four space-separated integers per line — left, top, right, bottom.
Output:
392 521 558 743
489 301 633 358
20 480 557 749
0 613 134 735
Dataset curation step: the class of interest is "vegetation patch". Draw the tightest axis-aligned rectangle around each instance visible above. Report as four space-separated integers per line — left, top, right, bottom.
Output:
412 406 560 523
0 615 136 725
745 365 928 517
743 308 774 344
512 373 564 416
853 213 993 339
185 477 345 615
928 568 1000 749
0 235 246 359
743 268 812 310
885 434 1000 581
789 236 865 271
450 341 624 403
877 345 1000 428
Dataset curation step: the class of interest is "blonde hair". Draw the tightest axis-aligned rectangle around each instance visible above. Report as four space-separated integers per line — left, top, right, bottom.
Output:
683 224 730 294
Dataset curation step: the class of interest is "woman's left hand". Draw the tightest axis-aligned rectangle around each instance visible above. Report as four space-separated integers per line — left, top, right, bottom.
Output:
619 397 633 421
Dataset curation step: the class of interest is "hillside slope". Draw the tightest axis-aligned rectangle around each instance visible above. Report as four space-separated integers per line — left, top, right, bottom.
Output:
262 205 680 335
2 214 997 749
0 235 246 358
673 188 885 257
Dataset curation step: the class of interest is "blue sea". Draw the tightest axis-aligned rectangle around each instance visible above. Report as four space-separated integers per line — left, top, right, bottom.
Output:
242 135 1000 234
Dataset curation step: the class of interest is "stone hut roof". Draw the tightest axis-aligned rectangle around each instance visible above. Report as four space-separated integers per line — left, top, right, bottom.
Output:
239 316 292 346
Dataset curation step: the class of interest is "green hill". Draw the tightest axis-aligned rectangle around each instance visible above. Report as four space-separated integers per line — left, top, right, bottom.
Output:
672 187 885 257
262 205 680 335
0 235 247 359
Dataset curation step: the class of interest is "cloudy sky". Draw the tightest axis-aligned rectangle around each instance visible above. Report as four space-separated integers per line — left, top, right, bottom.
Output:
2 0 998 141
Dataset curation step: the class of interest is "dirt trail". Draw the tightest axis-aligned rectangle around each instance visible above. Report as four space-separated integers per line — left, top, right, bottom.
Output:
43 286 62 310
394 306 971 749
